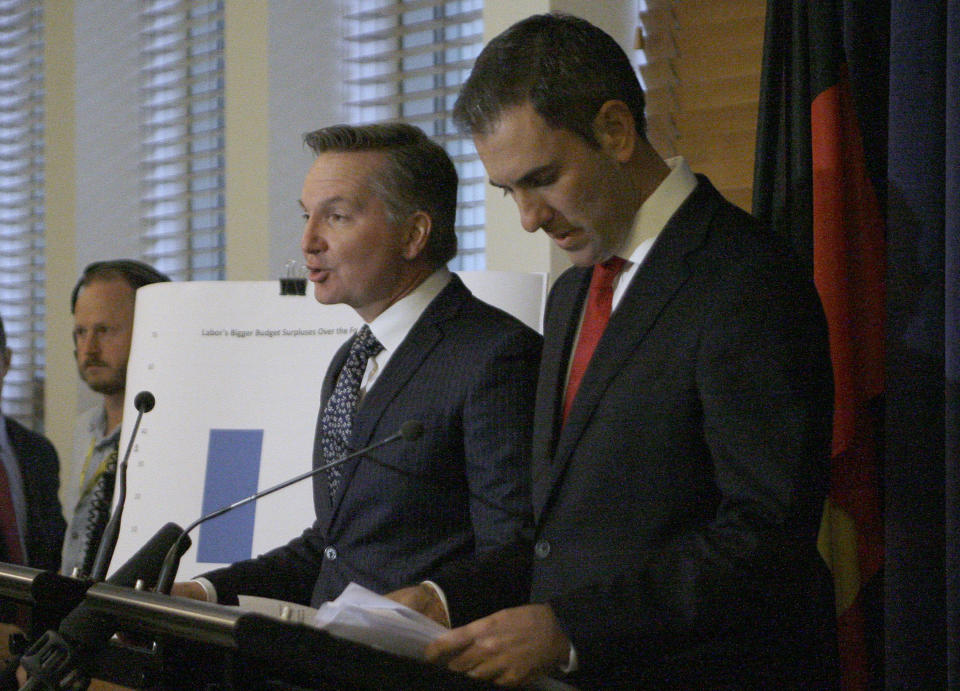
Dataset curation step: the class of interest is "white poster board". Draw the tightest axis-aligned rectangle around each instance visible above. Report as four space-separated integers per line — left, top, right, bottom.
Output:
110 272 545 580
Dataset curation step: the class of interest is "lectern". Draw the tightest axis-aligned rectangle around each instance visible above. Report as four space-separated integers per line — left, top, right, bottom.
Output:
3 573 498 690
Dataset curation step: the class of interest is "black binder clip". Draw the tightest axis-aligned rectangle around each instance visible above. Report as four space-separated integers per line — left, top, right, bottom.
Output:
280 260 307 296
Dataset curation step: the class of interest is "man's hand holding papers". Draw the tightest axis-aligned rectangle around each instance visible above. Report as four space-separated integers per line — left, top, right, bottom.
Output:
313 582 448 661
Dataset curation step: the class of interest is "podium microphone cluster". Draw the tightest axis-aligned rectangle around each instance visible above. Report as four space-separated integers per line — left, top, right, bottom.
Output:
16 391 165 690
18 523 191 691
154 419 424 595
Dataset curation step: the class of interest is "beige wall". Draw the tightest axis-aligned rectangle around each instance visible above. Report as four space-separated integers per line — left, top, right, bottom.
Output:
224 0 271 281
43 2 78 471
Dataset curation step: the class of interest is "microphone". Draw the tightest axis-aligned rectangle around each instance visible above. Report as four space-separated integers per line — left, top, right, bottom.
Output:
154 420 424 595
88 391 156 581
19 522 190 690
99 521 186 591
133 391 156 413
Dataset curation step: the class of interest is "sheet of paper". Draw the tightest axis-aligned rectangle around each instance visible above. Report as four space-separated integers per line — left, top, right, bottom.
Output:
313 582 447 661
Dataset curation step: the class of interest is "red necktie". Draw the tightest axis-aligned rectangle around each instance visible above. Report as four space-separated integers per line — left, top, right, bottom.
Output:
563 256 626 422
0 459 25 564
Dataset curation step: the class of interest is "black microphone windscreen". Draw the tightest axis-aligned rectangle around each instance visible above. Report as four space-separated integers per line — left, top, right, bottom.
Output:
400 420 423 441
133 390 156 413
106 522 189 588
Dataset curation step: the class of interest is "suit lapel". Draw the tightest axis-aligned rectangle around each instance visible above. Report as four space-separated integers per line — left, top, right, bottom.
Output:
324 276 469 524
530 268 588 514
533 179 722 518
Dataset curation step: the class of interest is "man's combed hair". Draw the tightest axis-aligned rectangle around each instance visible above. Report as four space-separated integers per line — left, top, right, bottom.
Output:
452 12 647 145
70 260 171 313
303 123 459 267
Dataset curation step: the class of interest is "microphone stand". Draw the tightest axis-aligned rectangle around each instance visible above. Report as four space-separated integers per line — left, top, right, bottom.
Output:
89 391 156 581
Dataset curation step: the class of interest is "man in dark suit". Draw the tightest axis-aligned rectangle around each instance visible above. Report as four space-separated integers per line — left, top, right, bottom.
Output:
174 123 539 607
394 13 838 688
0 314 65 572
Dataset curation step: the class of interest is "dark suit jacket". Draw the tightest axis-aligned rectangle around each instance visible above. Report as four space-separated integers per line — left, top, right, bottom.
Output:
204 275 540 607
3 416 65 571
438 178 838 688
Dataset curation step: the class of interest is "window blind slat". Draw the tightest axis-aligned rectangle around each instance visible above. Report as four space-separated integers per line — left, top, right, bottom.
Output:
345 0 455 21
344 9 481 42
346 56 477 84
345 34 478 64
344 84 466 108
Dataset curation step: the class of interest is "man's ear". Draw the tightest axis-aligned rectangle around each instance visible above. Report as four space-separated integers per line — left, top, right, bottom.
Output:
402 211 432 261
592 100 637 163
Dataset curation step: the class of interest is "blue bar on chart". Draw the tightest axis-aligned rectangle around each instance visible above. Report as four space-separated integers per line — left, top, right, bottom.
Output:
197 429 264 564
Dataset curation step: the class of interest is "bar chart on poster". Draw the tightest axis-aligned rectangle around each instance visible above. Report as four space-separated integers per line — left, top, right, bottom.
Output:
110 281 359 579
108 273 545 581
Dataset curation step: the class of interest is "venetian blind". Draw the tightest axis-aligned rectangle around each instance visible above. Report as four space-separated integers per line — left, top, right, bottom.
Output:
139 0 225 281
639 0 766 212
0 0 44 429
344 0 485 270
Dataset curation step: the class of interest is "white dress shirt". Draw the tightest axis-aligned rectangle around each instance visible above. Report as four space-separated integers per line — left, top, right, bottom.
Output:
359 267 453 397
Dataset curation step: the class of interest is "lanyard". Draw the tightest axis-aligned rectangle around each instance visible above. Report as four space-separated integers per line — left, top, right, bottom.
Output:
78 437 117 499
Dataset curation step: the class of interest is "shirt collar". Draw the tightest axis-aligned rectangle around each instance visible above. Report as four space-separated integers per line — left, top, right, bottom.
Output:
365 267 452 355
617 156 698 266
87 405 120 445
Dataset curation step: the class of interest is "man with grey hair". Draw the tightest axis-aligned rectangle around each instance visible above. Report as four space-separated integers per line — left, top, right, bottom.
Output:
174 123 539 608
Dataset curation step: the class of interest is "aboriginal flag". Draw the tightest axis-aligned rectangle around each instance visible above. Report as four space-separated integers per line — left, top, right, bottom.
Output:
753 1 887 688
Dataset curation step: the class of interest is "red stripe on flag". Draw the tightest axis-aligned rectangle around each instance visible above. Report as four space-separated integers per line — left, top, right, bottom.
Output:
811 66 884 579
811 66 885 690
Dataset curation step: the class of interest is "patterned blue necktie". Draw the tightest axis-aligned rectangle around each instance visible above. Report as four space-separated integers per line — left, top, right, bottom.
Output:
319 325 383 499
